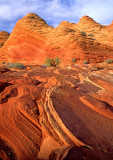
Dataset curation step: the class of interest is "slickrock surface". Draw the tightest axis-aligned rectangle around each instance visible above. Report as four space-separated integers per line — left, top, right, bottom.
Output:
0 63 113 160
0 13 113 65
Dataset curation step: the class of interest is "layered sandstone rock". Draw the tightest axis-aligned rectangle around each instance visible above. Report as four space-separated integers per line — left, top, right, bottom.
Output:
0 64 113 159
0 13 113 65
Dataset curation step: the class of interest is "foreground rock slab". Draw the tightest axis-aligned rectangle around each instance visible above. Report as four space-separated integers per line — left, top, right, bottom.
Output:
0 65 113 160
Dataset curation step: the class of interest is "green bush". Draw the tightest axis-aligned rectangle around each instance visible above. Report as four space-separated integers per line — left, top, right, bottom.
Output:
6 62 25 69
13 63 25 69
45 57 60 67
54 57 60 66
81 31 86 36
45 57 52 67
83 60 88 64
72 58 76 63
105 59 113 64
6 62 14 68
88 33 94 36
1 61 5 64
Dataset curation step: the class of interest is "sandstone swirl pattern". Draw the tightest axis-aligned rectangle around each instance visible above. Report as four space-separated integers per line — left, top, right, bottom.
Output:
0 65 113 159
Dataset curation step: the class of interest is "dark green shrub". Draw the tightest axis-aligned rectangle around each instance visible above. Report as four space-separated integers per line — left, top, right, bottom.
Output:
13 63 25 69
1 61 5 64
105 59 113 64
6 62 14 68
6 62 25 69
72 58 76 63
88 33 94 36
83 60 88 64
81 31 86 36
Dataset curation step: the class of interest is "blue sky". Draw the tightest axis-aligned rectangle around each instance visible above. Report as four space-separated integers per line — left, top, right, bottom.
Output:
0 0 113 33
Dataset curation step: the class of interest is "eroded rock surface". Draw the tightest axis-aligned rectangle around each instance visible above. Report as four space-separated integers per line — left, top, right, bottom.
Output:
0 31 10 47
0 14 113 65
0 64 113 160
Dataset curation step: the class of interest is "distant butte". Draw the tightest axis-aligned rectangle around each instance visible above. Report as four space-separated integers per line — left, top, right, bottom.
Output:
0 13 113 65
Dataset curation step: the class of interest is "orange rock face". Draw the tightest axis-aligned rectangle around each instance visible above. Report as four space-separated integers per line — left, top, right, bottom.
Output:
0 64 113 159
0 13 113 65
0 31 10 47
0 12 113 160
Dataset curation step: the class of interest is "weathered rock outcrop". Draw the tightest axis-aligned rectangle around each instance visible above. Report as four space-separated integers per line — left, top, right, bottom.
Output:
0 64 113 159
0 13 113 65
0 31 10 47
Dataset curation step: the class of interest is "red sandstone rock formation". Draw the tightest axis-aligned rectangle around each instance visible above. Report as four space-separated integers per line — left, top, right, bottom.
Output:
0 13 113 160
0 64 113 159
0 31 10 47
0 13 113 65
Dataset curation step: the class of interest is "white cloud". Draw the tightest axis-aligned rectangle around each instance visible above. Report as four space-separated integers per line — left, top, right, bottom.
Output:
0 0 113 32
80 0 113 24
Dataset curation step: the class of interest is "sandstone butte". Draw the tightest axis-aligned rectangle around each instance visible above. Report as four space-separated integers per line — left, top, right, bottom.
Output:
0 13 113 65
0 13 113 160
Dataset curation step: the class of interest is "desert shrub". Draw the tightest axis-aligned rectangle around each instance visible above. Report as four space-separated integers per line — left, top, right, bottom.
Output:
72 58 76 63
54 57 60 66
88 33 94 36
50 58 56 66
64 27 75 33
83 60 88 64
6 62 14 68
99 25 103 28
13 63 25 69
6 62 25 69
81 31 86 36
45 57 60 67
45 57 52 67
1 61 5 64
105 59 113 64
